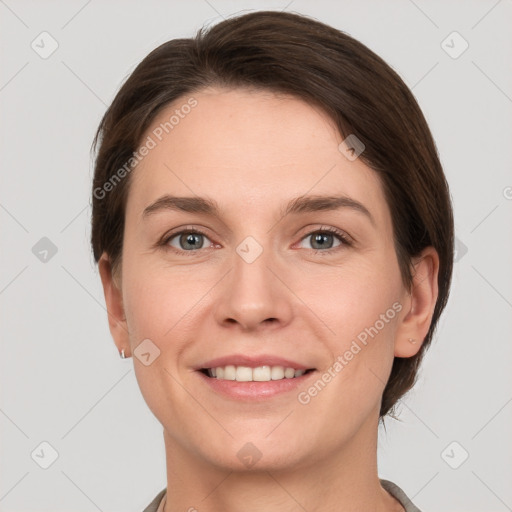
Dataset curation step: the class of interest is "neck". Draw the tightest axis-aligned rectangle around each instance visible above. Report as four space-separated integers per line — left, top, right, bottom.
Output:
161 411 403 512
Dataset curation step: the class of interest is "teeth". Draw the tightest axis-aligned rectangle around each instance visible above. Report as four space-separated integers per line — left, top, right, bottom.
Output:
284 367 295 379
235 366 253 382
224 365 236 380
253 366 271 381
207 365 309 382
271 366 284 380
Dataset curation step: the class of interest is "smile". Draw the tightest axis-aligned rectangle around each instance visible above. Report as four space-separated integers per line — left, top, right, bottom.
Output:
201 365 313 381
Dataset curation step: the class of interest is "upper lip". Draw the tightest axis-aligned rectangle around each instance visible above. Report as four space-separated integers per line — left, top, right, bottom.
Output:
196 354 314 371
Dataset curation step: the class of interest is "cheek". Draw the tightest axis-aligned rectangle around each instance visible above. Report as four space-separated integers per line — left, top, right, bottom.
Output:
121 262 170 348
299 266 401 425
121 262 201 424
121 256 212 357
123 277 166 339
302 255 401 337
303 253 403 399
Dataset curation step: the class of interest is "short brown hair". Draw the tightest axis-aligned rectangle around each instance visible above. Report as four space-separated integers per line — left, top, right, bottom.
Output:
91 10 454 419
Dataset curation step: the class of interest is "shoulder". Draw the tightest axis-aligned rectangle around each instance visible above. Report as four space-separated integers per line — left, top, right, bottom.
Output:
380 479 423 512
142 488 167 512
144 483 420 512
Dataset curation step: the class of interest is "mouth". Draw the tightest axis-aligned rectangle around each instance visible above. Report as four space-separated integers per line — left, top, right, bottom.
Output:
194 354 317 400
199 365 316 382
195 362 317 401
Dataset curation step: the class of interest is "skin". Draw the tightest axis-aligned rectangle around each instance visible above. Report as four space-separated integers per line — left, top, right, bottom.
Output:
99 87 439 512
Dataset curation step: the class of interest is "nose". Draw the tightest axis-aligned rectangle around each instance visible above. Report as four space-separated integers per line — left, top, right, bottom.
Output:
213 243 294 333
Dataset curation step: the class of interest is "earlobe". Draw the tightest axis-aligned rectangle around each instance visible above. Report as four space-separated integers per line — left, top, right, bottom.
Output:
97 253 130 355
394 247 440 358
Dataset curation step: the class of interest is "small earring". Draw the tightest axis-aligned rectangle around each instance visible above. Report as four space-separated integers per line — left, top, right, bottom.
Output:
120 349 126 359
408 338 417 344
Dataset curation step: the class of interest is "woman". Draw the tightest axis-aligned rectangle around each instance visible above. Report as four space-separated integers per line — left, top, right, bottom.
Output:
91 10 453 512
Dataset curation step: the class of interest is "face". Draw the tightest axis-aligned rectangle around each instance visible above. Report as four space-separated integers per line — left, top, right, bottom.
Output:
103 87 421 471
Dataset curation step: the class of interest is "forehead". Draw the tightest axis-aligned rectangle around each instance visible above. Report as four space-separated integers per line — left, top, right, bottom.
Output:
126 87 389 226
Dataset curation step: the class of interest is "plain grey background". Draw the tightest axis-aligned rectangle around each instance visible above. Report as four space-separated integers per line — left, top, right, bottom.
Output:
1 0 511 511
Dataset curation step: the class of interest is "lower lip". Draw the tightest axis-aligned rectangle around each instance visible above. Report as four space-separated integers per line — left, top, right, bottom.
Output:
196 370 316 400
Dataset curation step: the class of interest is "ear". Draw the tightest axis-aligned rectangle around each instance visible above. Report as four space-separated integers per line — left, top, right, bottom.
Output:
394 246 440 357
98 252 130 356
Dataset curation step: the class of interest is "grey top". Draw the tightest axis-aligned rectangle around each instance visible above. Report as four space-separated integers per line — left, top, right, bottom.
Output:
142 487 166 512
380 479 422 511
142 479 421 511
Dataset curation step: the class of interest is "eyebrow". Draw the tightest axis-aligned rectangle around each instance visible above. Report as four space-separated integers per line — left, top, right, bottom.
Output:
142 194 375 227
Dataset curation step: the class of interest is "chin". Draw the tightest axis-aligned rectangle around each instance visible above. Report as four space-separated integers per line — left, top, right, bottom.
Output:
192 429 310 473
202 446 305 473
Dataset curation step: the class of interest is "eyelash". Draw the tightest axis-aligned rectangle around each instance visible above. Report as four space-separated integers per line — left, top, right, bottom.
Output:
157 225 353 256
